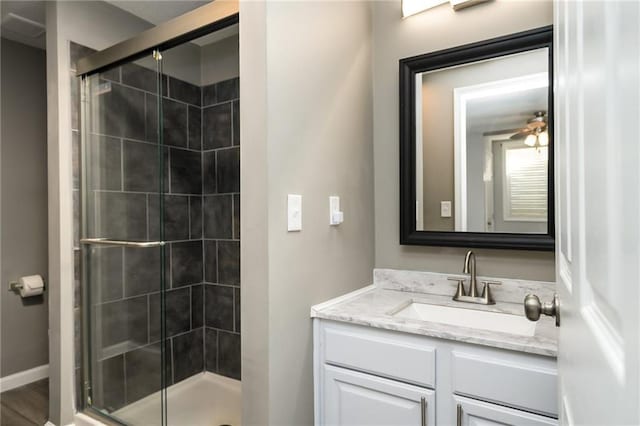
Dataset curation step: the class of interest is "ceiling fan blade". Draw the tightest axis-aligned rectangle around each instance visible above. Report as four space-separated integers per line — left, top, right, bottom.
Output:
510 129 531 140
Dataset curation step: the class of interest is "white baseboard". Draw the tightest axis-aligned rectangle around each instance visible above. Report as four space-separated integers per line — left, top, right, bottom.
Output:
0 364 49 392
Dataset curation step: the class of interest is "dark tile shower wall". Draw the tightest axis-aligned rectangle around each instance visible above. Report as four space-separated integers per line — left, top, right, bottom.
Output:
201 79 241 380
73 49 205 412
71 43 241 413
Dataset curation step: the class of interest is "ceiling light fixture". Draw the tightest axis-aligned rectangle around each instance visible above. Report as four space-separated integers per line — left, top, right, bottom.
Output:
401 0 489 17
402 0 448 18
1 13 45 38
449 0 490 11
538 130 549 147
511 111 549 149
524 134 537 147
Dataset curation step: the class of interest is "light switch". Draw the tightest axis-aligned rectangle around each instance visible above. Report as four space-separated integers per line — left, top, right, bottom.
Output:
329 196 344 226
441 201 452 218
288 194 302 231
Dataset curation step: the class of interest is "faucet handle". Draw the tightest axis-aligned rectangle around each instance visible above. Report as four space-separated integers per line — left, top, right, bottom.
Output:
480 281 501 304
448 277 466 298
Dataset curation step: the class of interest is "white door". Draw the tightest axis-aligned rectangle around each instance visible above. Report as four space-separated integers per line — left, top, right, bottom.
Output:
554 1 639 424
322 365 435 426
453 396 556 426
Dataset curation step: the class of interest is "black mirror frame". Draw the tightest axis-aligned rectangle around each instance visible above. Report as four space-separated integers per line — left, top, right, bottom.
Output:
399 26 554 251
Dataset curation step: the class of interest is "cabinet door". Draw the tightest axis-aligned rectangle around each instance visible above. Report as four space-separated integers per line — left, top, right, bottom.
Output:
322 365 434 426
454 396 557 426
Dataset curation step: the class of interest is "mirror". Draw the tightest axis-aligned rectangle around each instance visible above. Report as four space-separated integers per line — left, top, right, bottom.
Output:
417 48 549 233
400 27 554 250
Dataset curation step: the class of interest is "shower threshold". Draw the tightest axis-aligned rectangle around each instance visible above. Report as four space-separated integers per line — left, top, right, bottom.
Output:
114 372 241 426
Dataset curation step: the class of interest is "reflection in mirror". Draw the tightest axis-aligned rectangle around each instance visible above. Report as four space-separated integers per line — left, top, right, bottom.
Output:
415 48 549 234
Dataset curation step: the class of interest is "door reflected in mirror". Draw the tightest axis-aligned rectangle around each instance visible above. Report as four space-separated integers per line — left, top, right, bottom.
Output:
415 48 549 234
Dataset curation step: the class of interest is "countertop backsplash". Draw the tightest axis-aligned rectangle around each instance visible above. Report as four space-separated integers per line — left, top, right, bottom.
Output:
374 268 555 305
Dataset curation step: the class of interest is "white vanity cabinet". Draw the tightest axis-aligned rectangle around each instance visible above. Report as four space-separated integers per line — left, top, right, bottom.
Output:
314 320 557 426
454 396 556 426
323 365 435 426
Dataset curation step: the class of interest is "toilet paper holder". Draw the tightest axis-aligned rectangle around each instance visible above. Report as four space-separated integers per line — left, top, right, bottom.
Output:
9 281 24 292
8 278 46 293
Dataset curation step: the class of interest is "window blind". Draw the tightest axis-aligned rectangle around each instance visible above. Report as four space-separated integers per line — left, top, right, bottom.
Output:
504 146 548 221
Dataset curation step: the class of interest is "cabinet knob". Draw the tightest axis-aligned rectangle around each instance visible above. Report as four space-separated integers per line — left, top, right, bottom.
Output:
524 293 560 327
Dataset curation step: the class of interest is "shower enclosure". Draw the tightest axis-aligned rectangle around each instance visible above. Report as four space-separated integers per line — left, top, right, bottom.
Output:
77 3 240 425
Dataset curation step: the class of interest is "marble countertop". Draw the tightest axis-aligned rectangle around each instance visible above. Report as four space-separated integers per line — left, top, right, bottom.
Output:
311 269 558 357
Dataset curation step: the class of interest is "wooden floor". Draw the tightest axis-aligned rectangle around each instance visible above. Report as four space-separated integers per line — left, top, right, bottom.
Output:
0 379 48 426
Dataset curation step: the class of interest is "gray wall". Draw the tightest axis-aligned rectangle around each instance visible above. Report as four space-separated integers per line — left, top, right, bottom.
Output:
373 0 555 281
1 38 49 377
200 34 239 86
160 41 202 86
241 1 374 424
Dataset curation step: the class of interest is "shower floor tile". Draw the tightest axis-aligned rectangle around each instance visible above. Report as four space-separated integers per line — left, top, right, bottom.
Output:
114 372 241 426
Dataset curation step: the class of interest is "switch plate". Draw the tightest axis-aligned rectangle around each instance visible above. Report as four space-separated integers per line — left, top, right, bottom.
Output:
288 194 302 231
329 196 344 226
441 201 452 218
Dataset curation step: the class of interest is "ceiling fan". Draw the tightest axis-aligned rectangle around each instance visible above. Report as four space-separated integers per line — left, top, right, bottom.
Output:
510 111 549 147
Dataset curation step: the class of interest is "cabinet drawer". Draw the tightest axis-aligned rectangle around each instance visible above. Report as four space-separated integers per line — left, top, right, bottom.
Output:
452 350 557 417
454 395 557 426
323 365 435 426
322 322 435 388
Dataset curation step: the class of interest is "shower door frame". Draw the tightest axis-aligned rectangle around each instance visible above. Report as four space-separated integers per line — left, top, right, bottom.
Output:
76 1 239 76
75 2 238 424
79 53 167 424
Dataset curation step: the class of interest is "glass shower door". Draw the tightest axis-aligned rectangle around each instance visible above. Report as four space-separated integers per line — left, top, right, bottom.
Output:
80 51 168 425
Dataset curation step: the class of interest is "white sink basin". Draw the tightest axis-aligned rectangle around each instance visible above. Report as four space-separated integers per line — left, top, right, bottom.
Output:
391 302 537 337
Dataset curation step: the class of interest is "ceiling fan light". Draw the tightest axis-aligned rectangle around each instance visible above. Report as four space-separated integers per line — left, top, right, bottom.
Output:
538 131 549 146
524 134 537 147
402 0 448 17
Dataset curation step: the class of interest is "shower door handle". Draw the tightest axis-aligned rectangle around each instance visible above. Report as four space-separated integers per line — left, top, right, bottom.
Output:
80 238 165 248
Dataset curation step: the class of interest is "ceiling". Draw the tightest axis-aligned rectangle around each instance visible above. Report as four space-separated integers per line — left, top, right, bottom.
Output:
466 87 548 136
0 1 237 50
105 1 210 25
1 1 46 49
104 0 238 46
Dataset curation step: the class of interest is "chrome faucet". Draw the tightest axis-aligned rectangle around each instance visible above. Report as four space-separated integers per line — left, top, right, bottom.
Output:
449 250 501 305
463 250 479 298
